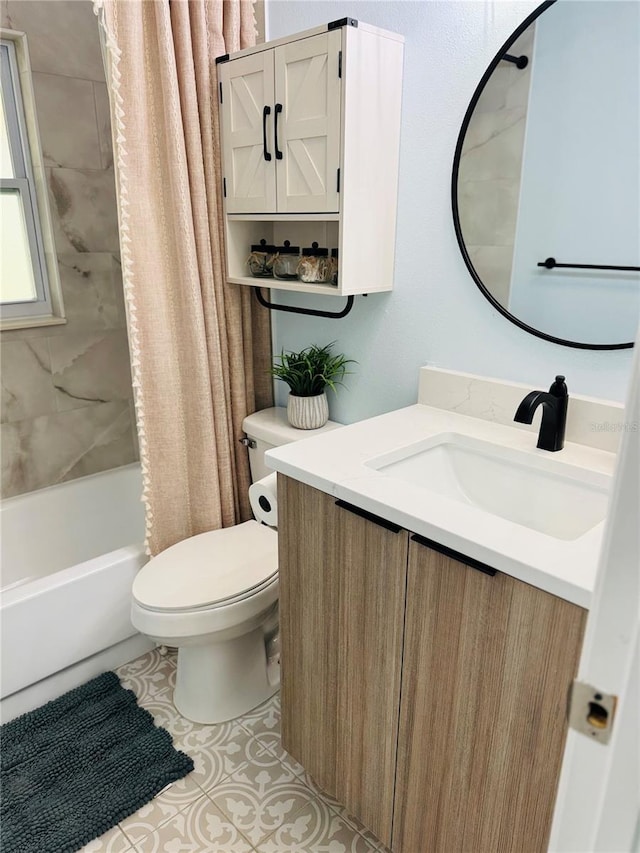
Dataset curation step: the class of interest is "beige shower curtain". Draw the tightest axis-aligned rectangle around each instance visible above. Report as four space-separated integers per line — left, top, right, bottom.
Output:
96 0 273 556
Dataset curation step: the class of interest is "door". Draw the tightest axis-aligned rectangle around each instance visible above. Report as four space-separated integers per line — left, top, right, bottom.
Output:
274 31 342 213
278 477 408 847
549 333 640 852
219 51 276 213
393 536 586 853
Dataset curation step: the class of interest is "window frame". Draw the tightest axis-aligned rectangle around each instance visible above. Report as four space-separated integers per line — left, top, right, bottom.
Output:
1 31 65 329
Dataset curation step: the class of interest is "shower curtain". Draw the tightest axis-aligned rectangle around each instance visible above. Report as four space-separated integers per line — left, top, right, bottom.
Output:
95 0 273 556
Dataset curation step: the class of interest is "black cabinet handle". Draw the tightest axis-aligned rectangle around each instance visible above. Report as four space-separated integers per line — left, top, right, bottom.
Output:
262 105 272 161
335 500 402 534
274 103 283 160
410 534 497 576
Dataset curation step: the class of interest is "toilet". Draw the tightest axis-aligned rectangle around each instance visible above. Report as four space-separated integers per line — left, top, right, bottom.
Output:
130 407 338 724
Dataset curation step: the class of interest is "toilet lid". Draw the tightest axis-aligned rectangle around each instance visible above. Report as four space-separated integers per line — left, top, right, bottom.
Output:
132 520 278 612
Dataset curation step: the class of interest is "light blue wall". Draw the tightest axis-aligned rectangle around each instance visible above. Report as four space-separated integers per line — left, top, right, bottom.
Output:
509 1 640 344
265 0 636 424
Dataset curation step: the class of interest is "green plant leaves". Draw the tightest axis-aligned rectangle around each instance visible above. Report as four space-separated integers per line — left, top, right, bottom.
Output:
269 342 356 397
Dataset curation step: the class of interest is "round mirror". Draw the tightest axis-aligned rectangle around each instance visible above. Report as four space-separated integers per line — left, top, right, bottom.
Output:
452 0 639 350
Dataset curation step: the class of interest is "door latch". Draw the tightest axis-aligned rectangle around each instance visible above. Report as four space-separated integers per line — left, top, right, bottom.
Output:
568 680 617 745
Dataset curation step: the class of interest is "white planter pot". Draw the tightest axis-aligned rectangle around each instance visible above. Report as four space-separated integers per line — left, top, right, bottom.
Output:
287 392 329 429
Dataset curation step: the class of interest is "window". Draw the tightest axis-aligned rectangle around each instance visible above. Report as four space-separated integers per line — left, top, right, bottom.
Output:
1 34 64 328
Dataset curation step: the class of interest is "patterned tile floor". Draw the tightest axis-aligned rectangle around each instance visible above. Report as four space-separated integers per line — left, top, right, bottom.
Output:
80 648 389 853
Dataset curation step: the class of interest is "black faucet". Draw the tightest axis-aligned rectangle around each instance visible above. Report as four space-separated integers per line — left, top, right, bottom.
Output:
514 375 568 452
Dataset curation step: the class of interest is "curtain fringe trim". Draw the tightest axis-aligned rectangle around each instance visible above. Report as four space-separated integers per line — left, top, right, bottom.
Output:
93 0 154 556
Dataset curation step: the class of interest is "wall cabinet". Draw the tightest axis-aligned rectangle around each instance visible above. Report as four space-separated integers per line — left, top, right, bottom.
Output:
217 21 404 296
219 31 342 215
278 476 587 852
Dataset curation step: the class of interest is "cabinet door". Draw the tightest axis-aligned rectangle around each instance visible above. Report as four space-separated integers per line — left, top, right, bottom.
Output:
393 538 586 853
219 51 276 213
274 32 342 213
279 477 408 847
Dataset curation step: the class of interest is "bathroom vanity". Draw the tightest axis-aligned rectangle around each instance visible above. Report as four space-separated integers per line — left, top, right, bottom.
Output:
278 477 585 851
266 371 618 852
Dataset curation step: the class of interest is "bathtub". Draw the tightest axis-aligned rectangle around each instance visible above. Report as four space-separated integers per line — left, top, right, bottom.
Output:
1 463 153 721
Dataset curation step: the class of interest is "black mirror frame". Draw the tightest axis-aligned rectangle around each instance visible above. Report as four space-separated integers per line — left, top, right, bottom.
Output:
451 0 634 351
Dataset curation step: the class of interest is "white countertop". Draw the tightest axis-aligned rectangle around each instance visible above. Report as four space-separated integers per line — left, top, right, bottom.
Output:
266 404 617 609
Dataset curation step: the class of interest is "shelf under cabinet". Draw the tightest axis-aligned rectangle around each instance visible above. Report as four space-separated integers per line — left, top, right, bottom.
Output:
224 218 345 294
228 276 342 296
227 213 340 222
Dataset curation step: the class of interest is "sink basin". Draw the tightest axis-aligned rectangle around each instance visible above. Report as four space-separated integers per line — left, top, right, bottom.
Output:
365 432 610 540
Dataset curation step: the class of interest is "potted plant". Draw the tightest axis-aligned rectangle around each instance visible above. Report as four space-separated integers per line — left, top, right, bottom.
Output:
270 342 355 429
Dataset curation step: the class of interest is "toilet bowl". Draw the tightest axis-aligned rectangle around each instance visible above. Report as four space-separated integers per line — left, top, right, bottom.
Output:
130 407 339 724
132 520 279 723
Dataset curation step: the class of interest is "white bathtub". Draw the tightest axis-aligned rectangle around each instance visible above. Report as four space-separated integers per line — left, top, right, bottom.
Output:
0 463 153 721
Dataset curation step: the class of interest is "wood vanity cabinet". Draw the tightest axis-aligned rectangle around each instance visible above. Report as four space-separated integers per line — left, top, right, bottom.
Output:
278 476 408 845
216 21 404 296
393 535 586 853
279 476 587 852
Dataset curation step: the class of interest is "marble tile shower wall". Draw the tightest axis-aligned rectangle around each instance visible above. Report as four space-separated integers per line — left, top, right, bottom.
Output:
457 26 534 307
1 1 138 498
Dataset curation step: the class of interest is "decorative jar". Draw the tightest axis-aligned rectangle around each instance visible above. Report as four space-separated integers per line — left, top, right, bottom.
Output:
296 243 333 284
330 248 339 285
272 241 300 281
247 239 275 278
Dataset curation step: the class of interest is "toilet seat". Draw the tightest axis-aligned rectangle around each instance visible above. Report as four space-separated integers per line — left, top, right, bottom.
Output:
137 572 278 614
132 520 278 613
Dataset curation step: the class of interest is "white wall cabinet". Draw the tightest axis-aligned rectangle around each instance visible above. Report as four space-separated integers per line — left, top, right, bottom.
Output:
220 32 341 215
217 20 404 296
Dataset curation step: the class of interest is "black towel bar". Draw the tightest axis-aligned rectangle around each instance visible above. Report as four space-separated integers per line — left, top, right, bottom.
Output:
538 257 640 273
253 287 355 319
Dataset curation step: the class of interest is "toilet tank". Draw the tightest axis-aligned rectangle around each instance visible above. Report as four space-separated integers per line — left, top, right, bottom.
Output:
242 407 341 482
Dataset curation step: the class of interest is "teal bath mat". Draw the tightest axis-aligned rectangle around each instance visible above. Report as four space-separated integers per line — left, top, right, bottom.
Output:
0 671 193 853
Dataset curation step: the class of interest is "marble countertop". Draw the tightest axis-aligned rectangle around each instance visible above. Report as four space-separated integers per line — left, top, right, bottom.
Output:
266 404 617 609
